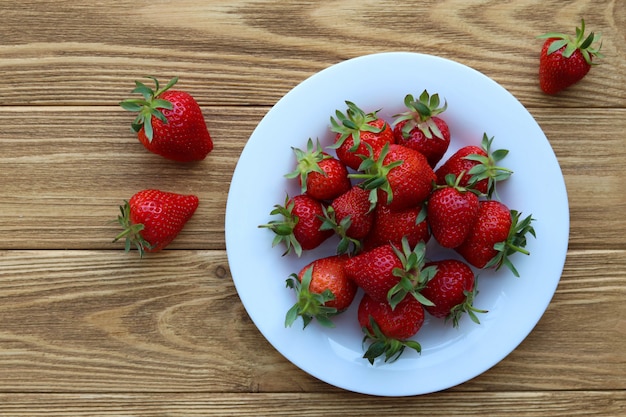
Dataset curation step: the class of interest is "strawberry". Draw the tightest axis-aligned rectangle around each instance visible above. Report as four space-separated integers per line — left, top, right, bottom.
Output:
420 259 485 327
427 173 480 248
392 90 450 167
355 143 436 212
259 194 332 256
345 239 436 308
537 19 603 95
113 189 199 257
435 133 512 199
455 200 536 277
328 101 395 170
120 76 213 162
358 293 425 364
320 185 374 255
363 203 430 251
285 255 357 329
285 138 351 201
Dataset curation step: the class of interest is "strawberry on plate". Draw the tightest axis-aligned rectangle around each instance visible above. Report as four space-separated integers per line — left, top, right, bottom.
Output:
435 133 511 199
420 259 486 327
328 101 395 170
259 194 332 257
392 90 451 168
363 203 430 251
427 173 480 249
113 189 199 257
358 292 425 364
345 238 436 309
321 185 374 255
285 255 357 329
355 143 435 212
455 200 536 277
120 76 214 162
537 19 603 95
285 138 351 201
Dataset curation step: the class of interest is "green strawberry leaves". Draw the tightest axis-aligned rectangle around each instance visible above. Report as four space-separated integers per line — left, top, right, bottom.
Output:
120 76 178 142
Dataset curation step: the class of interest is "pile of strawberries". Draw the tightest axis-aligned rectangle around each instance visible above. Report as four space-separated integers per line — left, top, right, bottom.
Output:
261 91 535 364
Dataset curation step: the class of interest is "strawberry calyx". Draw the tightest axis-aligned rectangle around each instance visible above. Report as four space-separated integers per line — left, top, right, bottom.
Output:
258 195 303 257
351 143 403 209
463 133 513 199
329 101 385 151
537 19 603 65
393 90 447 140
119 76 178 142
435 171 481 195
284 138 332 194
285 266 338 329
486 210 536 277
447 278 487 328
112 200 153 258
319 205 362 255
361 316 421 364
387 238 437 310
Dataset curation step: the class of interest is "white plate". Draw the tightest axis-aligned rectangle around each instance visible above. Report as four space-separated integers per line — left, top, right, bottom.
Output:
225 52 569 396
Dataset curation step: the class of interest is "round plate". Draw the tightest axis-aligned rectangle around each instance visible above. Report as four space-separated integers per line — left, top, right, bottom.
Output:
225 52 569 396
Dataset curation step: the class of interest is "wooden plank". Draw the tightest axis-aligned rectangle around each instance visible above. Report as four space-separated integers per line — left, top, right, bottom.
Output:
0 391 624 416
1 108 624 250
0 0 623 108
0 249 623 393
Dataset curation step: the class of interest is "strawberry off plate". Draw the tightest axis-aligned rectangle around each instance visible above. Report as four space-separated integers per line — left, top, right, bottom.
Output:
225 52 569 396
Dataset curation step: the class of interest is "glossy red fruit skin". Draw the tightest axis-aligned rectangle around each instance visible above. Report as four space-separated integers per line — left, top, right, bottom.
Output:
455 200 512 268
345 244 402 302
137 90 213 162
378 144 436 212
435 146 488 194
335 118 395 170
330 186 374 240
129 189 199 252
298 255 357 311
420 259 475 319
539 38 591 95
363 203 430 251
304 155 351 201
393 117 450 168
290 195 333 251
427 186 480 248
358 292 425 340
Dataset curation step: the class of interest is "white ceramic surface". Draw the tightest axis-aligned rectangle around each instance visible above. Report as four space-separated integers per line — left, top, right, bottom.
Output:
225 52 569 396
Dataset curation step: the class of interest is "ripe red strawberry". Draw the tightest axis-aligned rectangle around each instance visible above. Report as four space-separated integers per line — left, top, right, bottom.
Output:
355 143 435 212
420 259 485 327
358 293 424 364
537 19 603 95
328 101 395 170
345 239 436 308
285 138 351 201
113 189 199 257
455 200 535 277
120 76 214 162
427 173 480 248
392 90 450 167
321 185 374 254
435 133 512 199
259 194 332 256
363 203 430 251
285 255 357 329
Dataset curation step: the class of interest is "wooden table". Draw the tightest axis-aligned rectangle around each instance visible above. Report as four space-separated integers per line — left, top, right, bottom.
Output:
1 1 624 415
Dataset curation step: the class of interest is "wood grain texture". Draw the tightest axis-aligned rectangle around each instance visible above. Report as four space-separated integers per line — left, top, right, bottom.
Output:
0 0 624 108
0 0 624 415
0 392 624 416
